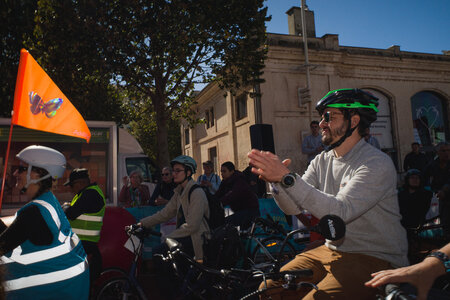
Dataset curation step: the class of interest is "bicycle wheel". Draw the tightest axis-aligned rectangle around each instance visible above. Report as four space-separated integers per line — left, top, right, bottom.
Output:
251 236 296 267
96 276 140 300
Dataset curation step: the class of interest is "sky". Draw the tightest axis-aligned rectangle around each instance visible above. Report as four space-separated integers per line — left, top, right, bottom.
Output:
265 0 450 55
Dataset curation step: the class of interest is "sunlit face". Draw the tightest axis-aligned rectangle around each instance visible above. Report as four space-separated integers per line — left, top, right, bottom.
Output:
172 163 187 184
161 168 173 183
220 166 234 180
319 108 347 146
13 164 41 200
310 123 320 136
129 173 141 188
203 164 213 175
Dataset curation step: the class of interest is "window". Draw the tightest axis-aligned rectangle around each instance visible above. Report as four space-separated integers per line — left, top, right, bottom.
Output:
411 91 448 147
184 127 190 145
205 107 214 129
125 157 154 182
208 147 218 172
236 93 248 121
205 110 210 128
209 107 214 127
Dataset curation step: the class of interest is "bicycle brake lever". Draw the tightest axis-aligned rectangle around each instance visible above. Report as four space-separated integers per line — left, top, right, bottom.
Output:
281 280 318 291
297 282 318 290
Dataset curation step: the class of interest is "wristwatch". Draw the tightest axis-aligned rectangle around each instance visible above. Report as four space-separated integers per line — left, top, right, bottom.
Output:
280 173 296 188
427 251 450 273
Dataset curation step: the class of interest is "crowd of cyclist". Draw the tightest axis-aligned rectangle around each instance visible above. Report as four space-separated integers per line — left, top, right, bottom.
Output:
0 88 448 299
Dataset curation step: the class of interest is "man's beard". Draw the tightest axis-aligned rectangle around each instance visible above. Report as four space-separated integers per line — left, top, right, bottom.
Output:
322 122 348 146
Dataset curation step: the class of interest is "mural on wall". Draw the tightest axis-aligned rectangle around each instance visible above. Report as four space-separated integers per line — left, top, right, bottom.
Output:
411 92 446 146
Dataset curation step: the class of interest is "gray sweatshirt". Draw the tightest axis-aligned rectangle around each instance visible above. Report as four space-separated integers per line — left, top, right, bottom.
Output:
272 138 408 267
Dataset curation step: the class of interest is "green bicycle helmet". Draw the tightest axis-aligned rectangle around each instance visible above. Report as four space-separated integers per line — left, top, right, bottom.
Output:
316 88 379 151
171 155 197 174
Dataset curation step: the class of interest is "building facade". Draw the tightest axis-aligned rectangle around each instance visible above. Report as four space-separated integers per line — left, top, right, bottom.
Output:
182 7 450 178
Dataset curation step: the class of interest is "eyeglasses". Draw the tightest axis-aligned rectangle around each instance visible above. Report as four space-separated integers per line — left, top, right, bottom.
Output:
17 166 28 173
161 173 170 176
172 169 185 174
320 111 343 123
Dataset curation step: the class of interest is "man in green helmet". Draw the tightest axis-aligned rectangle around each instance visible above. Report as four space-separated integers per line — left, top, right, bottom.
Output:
248 89 408 299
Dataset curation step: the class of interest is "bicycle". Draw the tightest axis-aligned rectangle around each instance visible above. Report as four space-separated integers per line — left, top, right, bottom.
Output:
148 214 346 299
239 215 298 271
246 214 346 271
160 237 315 300
406 216 448 264
95 225 161 300
375 282 450 300
199 214 299 275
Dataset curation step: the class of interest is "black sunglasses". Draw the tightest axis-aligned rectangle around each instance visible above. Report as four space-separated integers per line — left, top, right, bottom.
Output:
320 111 343 123
17 166 28 173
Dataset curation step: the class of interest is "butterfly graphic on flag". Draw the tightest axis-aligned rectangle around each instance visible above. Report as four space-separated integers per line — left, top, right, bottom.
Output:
29 91 63 118
12 49 91 142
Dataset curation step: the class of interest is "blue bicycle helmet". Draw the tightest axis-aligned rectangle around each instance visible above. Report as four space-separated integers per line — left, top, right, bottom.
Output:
171 155 197 174
405 168 421 179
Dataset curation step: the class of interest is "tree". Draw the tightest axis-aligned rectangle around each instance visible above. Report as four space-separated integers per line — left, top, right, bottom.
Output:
98 0 269 168
2 0 269 169
0 0 37 116
120 89 181 171
24 0 127 123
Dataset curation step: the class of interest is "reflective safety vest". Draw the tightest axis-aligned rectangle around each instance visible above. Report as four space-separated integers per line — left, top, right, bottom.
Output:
1 191 90 300
69 184 106 243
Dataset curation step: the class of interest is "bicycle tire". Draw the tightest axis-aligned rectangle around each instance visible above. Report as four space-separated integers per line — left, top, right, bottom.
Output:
251 236 296 267
96 276 140 300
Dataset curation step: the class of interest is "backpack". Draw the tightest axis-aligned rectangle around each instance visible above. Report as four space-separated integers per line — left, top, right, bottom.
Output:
188 184 225 230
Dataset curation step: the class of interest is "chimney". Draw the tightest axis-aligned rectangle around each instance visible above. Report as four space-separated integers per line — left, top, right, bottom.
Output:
286 6 316 38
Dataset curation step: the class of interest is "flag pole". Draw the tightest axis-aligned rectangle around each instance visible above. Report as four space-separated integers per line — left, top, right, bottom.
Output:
0 111 15 214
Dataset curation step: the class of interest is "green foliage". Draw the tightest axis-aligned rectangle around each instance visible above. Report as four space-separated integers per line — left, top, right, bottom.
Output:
97 0 269 167
1 0 269 168
119 88 181 164
25 0 127 123
0 0 37 117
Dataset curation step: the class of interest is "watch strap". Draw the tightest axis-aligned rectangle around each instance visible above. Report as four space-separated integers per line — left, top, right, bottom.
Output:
281 172 296 188
427 251 450 273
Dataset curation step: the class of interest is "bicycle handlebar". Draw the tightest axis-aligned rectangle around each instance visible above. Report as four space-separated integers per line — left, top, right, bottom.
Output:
377 283 416 300
264 269 313 280
253 216 287 235
125 224 162 239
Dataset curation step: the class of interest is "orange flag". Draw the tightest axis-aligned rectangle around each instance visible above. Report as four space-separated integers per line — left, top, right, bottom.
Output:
12 49 91 142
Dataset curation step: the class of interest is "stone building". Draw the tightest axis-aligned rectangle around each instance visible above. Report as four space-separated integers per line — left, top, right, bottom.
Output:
181 6 450 178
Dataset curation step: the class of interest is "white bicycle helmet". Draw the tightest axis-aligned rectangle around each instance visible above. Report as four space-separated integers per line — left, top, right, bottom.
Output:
16 145 66 187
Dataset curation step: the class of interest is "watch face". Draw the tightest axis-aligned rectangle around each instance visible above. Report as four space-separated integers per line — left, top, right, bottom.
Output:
283 174 295 186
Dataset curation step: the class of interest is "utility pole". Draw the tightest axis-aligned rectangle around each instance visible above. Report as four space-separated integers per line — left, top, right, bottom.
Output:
299 0 311 105
253 83 262 124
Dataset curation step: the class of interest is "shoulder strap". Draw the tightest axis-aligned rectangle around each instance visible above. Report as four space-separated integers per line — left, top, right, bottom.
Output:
188 184 201 203
187 184 211 226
